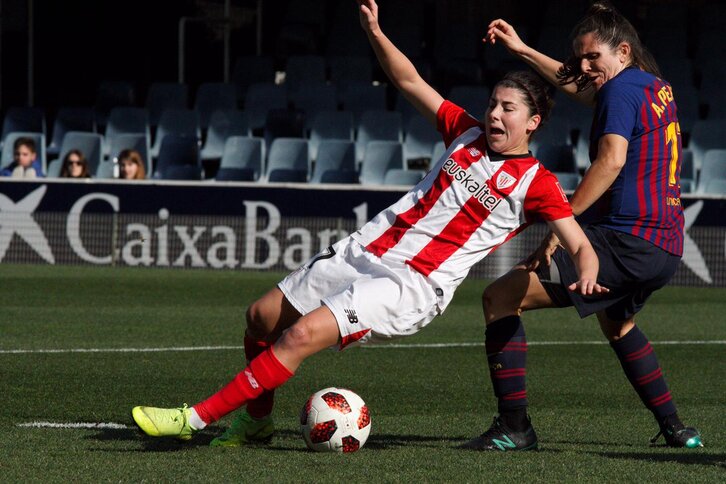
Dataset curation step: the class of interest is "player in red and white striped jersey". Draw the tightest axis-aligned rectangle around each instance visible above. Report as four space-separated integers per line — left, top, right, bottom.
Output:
130 0 608 448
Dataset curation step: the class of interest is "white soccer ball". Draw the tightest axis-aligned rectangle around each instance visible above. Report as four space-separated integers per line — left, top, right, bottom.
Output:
300 387 371 453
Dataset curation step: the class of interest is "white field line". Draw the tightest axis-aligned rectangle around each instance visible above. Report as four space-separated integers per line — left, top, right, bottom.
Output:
1 340 725 355
17 421 130 429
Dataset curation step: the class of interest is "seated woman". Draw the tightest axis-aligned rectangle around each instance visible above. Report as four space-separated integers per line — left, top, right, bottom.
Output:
60 149 91 178
118 149 146 180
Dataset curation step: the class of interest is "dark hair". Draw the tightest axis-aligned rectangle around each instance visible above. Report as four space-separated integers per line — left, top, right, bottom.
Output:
494 70 554 130
13 136 37 153
118 148 146 179
557 1 661 92
60 149 91 178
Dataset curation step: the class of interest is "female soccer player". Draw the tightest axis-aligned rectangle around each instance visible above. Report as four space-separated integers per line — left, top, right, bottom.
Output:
461 2 702 451
131 0 607 446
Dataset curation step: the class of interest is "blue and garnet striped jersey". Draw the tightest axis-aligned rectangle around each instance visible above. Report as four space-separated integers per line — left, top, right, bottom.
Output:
589 67 685 256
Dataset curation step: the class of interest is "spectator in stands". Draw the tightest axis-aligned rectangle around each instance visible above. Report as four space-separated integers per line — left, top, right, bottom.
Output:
465 1 702 451
1 137 45 178
118 149 146 180
129 0 608 449
59 149 91 178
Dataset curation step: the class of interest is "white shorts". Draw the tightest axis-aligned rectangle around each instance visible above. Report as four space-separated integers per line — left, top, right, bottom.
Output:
278 237 443 350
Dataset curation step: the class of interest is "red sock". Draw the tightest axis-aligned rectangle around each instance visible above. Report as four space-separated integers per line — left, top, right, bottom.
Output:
193 348 293 424
244 336 276 418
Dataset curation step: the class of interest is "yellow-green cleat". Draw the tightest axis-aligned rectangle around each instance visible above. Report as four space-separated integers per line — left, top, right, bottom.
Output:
132 404 196 441
210 410 274 447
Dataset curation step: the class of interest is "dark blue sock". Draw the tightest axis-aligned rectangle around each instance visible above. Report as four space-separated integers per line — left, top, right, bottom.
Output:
610 325 677 420
486 315 528 421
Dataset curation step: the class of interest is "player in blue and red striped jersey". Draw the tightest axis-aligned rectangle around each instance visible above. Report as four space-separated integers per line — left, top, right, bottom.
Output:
462 2 702 451
129 0 609 447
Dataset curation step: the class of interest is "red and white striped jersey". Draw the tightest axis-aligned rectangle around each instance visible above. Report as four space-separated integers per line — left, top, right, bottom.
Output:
351 101 572 308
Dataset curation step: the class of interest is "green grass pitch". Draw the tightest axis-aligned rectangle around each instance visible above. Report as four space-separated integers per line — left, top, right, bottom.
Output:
1 264 724 481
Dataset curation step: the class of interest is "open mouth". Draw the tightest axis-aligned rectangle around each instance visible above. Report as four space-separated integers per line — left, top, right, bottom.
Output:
489 127 505 136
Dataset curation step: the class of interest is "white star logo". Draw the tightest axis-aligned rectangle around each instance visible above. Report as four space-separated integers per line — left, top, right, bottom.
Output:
682 201 711 283
0 185 55 264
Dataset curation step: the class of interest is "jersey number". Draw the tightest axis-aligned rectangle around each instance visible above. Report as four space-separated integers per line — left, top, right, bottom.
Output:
665 121 680 186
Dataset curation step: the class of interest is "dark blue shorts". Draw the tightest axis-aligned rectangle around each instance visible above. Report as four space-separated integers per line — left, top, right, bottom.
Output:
536 225 680 321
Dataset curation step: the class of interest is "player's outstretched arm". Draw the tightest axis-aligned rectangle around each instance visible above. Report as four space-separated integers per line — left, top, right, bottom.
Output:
358 0 443 126
485 19 596 107
547 216 609 296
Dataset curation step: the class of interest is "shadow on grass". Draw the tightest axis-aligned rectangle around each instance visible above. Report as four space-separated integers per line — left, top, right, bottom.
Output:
590 450 726 467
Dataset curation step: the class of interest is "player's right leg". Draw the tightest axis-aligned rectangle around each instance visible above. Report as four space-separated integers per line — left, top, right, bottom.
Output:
210 288 302 447
132 305 341 441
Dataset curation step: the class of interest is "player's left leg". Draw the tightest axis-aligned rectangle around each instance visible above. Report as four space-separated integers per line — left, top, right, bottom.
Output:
462 267 554 451
599 312 703 448
132 306 341 440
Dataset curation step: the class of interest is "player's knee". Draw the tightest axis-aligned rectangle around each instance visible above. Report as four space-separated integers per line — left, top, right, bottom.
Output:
280 322 313 349
246 301 271 338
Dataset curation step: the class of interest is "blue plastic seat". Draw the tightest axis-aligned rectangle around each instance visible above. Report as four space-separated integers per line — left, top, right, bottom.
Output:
216 136 264 181
104 107 150 156
697 149 726 193
360 141 404 185
690 120 726 171
243 83 288 132
404 115 439 164
1 107 46 146
263 109 305 148
328 56 372 84
201 110 250 161
290 82 337 129
339 81 387 121
554 172 580 191
47 107 95 158
431 140 447 164
108 133 150 175
146 83 189 127
383 168 425 186
266 138 309 181
194 83 237 129
319 169 359 184
356 110 403 162
310 140 356 183
150 109 201 158
535 143 577 173
154 135 201 179
163 164 202 180
309 110 354 161
702 178 726 194
447 85 490 119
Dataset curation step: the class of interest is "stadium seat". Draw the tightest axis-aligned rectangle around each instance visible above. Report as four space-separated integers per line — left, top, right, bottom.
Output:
243 83 288 132
153 135 201 179
404 115 440 164
360 141 404 185
46 158 62 178
554 172 580 191
145 82 189 127
194 83 237 129
697 149 726 193
150 109 201 158
94 80 135 128
216 136 264 181
232 55 276 102
319 169 359 184
47 107 95 158
289 81 338 129
339 81 387 121
447 86 490 119
356 110 403 163
680 149 695 192
308 110 354 161
702 178 726 194
201 109 250 161
58 131 104 176
0 132 47 173
263 109 305 148
535 143 577 174
1 107 46 144
690 120 726 171
104 107 150 156
108 133 150 175
383 168 426 186
310 140 356 183
266 138 309 182
395 92 422 126
431 140 447 164
328 56 373 84
284 55 326 95
530 116 573 154
163 164 203 181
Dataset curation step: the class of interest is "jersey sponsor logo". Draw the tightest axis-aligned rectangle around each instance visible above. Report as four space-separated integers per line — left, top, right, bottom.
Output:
442 158 504 211
496 171 516 190
344 309 359 324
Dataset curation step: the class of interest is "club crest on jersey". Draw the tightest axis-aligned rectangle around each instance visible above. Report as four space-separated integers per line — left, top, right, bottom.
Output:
496 171 516 190
467 147 481 157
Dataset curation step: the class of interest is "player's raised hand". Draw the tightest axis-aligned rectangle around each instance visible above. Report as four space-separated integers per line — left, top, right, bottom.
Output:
568 279 610 296
485 19 528 56
357 0 380 34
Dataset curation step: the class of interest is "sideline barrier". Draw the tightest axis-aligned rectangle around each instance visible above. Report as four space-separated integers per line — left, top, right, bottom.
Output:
1 179 725 286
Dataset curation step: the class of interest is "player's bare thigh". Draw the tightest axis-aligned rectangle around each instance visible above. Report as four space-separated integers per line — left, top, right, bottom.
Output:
246 287 302 342
482 266 555 324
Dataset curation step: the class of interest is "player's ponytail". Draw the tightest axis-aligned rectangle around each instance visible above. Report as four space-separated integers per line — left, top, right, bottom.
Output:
557 1 661 92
